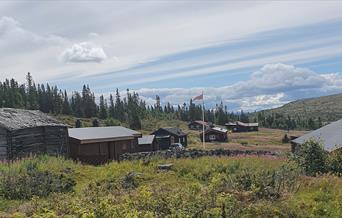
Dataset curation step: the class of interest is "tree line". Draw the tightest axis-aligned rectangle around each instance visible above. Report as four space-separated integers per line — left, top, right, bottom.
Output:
0 73 322 130
0 73 246 129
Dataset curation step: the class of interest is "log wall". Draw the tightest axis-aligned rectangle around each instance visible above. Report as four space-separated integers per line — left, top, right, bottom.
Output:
0 129 7 160
1 126 68 160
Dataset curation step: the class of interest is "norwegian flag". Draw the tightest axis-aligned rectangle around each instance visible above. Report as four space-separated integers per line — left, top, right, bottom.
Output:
193 93 203 101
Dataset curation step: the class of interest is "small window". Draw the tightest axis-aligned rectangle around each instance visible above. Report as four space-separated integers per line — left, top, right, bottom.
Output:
209 135 216 140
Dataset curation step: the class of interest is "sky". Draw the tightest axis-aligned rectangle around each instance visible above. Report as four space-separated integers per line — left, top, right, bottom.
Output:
0 1 342 111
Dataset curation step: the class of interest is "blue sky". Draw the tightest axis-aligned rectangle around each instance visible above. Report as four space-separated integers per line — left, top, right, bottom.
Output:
0 1 342 111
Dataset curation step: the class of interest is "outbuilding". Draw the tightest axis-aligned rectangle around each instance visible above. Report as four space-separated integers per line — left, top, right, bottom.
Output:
291 119 342 153
152 127 188 149
69 126 142 164
137 135 158 152
200 127 228 142
0 108 68 161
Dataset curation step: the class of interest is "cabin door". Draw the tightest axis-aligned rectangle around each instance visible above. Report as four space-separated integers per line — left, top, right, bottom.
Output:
109 142 116 160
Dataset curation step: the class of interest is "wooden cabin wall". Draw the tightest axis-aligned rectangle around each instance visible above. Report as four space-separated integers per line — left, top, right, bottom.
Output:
9 126 68 159
0 128 7 160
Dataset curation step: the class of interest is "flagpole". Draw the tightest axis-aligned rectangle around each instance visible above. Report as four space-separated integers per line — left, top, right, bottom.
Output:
202 91 205 149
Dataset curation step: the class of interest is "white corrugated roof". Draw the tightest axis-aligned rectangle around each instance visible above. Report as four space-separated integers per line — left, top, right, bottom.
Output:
292 119 342 152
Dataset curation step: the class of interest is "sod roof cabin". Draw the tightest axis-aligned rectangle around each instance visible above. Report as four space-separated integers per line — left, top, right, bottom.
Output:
291 119 342 153
0 108 68 160
200 127 228 142
68 126 143 164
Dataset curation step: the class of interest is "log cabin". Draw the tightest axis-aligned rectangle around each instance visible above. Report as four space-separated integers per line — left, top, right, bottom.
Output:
0 108 68 161
188 120 212 131
200 127 228 142
68 126 142 164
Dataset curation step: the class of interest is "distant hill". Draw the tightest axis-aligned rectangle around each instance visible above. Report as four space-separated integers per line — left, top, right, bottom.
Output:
254 93 342 123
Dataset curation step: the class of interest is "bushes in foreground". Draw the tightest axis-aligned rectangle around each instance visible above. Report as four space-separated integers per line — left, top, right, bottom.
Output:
292 140 342 176
0 160 76 200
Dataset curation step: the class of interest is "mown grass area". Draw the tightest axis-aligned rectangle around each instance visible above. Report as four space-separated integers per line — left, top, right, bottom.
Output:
1 155 341 217
188 128 307 152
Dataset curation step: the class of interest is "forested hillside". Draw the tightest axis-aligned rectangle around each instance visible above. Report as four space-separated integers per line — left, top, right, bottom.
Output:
251 93 342 130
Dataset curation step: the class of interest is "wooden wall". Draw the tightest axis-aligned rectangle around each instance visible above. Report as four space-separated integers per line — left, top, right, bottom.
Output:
0 129 8 160
0 126 68 160
70 138 140 164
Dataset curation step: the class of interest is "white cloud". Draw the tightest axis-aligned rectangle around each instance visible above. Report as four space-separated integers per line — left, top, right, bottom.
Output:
133 64 342 111
60 42 107 63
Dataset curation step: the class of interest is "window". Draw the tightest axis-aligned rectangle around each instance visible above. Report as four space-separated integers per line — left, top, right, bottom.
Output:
209 135 216 140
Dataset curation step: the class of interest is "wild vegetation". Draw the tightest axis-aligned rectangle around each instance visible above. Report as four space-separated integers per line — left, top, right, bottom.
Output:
0 141 341 217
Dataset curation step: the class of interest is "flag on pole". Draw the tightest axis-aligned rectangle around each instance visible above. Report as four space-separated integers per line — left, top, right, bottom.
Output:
193 94 203 101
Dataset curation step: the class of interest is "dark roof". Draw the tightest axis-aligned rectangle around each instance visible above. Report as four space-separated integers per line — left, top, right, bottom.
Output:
292 119 342 152
155 127 187 136
225 121 258 127
202 127 228 135
189 120 209 126
69 126 142 143
0 108 66 131
138 135 155 145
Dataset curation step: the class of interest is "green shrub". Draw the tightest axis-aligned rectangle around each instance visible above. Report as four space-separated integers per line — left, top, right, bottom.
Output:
292 140 328 176
0 163 76 200
232 164 301 200
327 150 342 174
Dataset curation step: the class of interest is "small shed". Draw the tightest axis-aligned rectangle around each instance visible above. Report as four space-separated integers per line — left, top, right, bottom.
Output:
200 127 228 142
152 127 188 149
0 108 68 160
69 126 142 164
291 119 342 153
188 120 211 131
137 135 158 152
225 121 259 132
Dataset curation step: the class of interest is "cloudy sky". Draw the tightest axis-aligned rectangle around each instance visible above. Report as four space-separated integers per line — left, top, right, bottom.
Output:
1 1 342 111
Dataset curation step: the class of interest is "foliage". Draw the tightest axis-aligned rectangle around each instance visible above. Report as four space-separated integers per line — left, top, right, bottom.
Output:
1 156 341 217
292 140 328 176
0 161 76 200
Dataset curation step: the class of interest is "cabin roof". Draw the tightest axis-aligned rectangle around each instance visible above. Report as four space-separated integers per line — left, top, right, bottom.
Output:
189 120 208 126
0 108 66 131
203 127 227 134
225 121 258 127
69 126 142 143
292 119 342 152
138 135 155 145
158 127 187 136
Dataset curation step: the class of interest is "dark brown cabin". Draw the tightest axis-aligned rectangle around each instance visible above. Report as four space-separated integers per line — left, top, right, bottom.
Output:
188 120 211 131
137 135 158 152
152 127 188 149
0 108 68 161
225 121 259 132
200 127 228 142
68 126 142 164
